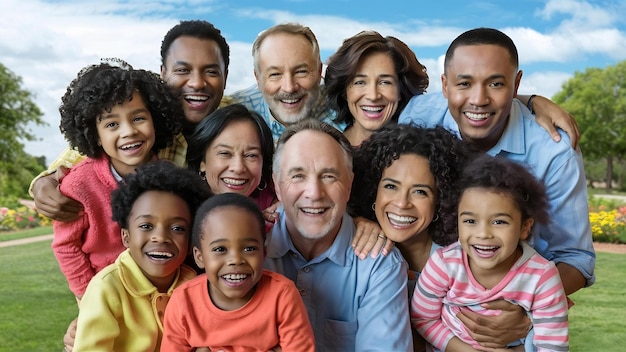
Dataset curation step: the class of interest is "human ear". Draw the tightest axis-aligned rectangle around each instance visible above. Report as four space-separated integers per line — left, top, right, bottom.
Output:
121 229 130 248
192 246 206 269
520 218 534 241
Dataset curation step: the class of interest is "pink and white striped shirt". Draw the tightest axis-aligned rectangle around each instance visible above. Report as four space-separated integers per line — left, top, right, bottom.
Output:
411 241 568 352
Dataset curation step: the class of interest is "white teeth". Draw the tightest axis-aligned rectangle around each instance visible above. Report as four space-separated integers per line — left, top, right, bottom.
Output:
222 274 249 281
120 142 141 150
185 95 208 101
147 251 173 258
387 213 417 225
473 245 499 252
222 178 247 186
361 106 383 112
465 112 490 120
301 207 325 214
281 98 300 104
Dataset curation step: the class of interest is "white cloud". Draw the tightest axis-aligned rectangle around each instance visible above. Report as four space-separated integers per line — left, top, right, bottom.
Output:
1 0 624 168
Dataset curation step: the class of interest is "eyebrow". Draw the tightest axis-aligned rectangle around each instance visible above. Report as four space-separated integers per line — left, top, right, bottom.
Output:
132 214 189 223
354 73 396 79
212 143 261 150
208 237 262 246
455 73 507 80
459 211 513 218
99 108 149 121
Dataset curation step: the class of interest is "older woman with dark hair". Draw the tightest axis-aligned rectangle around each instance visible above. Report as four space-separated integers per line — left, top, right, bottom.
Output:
325 31 429 146
186 103 277 210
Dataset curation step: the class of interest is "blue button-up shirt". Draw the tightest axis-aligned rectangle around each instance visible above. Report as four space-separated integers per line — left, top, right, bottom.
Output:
231 84 345 141
399 93 596 286
265 209 412 351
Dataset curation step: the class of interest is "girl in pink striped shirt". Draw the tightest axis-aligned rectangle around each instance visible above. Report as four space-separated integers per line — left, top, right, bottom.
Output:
411 155 568 352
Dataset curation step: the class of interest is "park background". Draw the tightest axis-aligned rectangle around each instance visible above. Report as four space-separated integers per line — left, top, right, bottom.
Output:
1 0 626 350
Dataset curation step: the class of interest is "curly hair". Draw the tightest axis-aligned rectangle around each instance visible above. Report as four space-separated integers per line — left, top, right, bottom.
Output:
191 192 266 250
350 124 478 246
111 160 212 230
325 31 429 128
453 154 549 226
161 20 230 71
59 61 184 158
186 103 274 198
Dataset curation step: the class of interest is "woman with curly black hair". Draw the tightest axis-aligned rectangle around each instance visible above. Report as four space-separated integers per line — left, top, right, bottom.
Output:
52 60 184 301
350 124 478 288
350 124 477 350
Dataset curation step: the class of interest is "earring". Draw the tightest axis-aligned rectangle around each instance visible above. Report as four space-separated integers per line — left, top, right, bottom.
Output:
371 203 376 211
199 171 206 181
432 214 439 222
257 179 267 191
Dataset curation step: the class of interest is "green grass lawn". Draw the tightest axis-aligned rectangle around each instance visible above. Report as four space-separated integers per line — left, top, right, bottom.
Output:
0 239 624 351
0 226 52 242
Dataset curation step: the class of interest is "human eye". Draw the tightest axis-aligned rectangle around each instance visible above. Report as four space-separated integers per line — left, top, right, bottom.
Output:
412 188 428 196
212 246 227 253
291 173 305 182
321 174 337 183
245 152 260 160
382 182 397 190
173 66 190 74
104 121 118 128
171 224 187 233
139 223 153 231
243 245 259 252
456 81 470 88
295 69 309 77
492 219 509 225
217 150 232 158
489 81 505 88
267 71 282 80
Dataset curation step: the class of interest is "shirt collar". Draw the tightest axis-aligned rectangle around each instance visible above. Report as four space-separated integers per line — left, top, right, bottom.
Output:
266 207 355 267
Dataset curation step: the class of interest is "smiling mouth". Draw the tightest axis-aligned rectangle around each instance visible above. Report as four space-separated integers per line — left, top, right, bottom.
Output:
387 213 417 226
146 251 174 260
222 178 248 186
222 273 250 283
119 142 143 151
472 244 499 256
301 207 327 215
465 111 491 121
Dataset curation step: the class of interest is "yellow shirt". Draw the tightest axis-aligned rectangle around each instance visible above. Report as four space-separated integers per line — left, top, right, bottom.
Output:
73 250 196 352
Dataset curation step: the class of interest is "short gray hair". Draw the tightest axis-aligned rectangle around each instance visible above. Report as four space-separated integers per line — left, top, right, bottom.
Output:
272 118 353 180
252 23 321 73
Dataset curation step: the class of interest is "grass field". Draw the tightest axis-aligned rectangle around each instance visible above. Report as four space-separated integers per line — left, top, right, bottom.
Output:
0 239 624 351
0 226 52 242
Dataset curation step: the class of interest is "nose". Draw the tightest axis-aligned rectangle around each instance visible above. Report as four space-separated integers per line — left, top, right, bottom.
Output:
187 71 206 90
229 155 246 173
281 74 299 93
475 222 494 239
469 86 489 107
365 83 381 101
304 178 324 200
392 191 411 209
120 121 138 138
227 250 244 265
150 228 171 243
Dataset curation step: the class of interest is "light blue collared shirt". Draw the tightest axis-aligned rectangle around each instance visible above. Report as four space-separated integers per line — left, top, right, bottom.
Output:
399 93 596 286
265 208 412 351
231 84 345 141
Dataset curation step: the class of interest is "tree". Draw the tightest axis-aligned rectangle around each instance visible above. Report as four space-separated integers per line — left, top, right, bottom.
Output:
553 60 626 192
0 63 47 200
0 63 46 163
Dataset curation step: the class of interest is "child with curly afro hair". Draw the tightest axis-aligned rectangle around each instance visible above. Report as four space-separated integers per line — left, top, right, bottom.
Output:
73 160 212 351
52 59 185 300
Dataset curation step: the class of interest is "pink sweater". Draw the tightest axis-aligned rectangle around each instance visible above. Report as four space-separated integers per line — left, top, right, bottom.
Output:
411 242 568 352
52 156 126 297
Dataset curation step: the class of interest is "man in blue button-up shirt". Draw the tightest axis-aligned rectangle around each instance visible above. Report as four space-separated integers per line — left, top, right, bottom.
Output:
265 119 412 351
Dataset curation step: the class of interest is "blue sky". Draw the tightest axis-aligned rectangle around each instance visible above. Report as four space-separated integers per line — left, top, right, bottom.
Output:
1 0 625 165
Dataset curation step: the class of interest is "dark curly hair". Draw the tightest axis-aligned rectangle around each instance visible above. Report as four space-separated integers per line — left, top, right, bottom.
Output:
186 103 274 198
111 160 212 230
59 60 184 158
453 154 549 227
191 192 266 250
350 124 478 246
325 30 429 128
161 20 230 71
